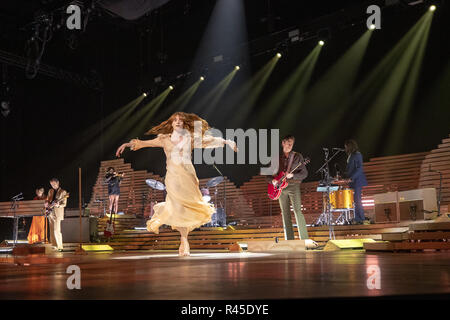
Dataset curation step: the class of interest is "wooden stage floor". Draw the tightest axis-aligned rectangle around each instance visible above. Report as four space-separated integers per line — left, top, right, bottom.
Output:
0 250 449 299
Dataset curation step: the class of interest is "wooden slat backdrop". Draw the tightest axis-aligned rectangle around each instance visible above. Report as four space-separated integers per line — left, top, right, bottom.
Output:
0 200 46 217
87 159 166 216
88 134 450 227
87 159 255 220
419 134 450 205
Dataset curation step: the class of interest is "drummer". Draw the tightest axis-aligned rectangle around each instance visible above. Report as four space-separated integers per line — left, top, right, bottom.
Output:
344 139 368 225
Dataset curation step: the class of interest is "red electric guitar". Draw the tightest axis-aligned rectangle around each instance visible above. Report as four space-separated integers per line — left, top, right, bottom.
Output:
267 157 310 200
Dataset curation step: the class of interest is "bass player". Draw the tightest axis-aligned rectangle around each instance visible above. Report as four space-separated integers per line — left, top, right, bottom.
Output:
46 178 68 251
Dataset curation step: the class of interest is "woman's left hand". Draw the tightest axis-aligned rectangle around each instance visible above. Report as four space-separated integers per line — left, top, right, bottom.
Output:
226 140 238 152
116 142 131 157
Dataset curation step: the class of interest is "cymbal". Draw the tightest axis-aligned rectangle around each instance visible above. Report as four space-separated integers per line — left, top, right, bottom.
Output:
206 176 224 188
145 179 166 191
333 179 350 185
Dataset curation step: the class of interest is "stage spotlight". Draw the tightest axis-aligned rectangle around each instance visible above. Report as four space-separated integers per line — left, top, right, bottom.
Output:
169 85 174 90
142 92 147 97
200 76 205 81
235 66 240 71
319 40 325 46
276 53 282 58
369 24 376 30
429 5 436 11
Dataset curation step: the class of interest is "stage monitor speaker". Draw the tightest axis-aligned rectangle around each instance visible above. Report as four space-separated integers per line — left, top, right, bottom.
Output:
375 203 397 223
399 200 424 221
61 217 90 242
323 239 376 251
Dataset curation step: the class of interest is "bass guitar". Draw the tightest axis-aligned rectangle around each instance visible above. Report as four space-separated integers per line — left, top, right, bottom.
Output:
45 193 69 215
267 157 310 200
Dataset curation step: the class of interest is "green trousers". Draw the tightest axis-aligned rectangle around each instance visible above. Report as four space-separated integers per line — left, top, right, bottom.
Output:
278 183 309 240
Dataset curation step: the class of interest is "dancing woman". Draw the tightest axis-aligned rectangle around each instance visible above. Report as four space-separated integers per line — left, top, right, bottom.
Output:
116 112 237 256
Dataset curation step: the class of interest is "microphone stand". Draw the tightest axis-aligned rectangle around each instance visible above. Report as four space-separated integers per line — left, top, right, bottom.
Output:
11 193 24 246
315 149 343 178
315 149 343 240
212 164 226 227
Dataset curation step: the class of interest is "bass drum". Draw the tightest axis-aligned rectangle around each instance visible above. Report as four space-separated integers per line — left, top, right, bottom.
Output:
330 189 354 209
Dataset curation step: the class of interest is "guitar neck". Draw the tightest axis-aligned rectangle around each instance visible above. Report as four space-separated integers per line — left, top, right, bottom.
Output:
287 160 308 175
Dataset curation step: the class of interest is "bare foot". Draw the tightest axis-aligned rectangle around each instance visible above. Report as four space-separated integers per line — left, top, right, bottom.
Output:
305 239 319 249
179 238 190 256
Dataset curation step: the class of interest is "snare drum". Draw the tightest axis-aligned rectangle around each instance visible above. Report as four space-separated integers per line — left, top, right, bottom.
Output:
329 189 354 209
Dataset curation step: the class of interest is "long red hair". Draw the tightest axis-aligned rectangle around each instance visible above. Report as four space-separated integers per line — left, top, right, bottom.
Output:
145 112 211 136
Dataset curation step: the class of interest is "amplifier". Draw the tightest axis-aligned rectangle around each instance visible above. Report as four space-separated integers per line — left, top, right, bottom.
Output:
61 217 92 242
374 188 437 223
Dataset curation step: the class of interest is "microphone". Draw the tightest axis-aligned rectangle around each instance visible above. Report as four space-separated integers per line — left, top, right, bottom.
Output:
333 148 345 152
12 193 24 201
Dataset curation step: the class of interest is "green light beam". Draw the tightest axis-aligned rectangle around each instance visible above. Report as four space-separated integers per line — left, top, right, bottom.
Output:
337 13 430 135
305 29 373 144
256 45 322 128
275 47 321 133
228 55 280 126
356 12 432 152
129 87 173 137
385 12 434 154
192 69 237 117
160 79 202 119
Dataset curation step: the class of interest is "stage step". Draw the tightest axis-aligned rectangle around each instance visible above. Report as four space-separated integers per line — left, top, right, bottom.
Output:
91 223 409 251
365 219 450 252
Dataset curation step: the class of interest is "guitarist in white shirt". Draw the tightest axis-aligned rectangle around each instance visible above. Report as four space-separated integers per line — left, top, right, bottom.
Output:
268 135 310 241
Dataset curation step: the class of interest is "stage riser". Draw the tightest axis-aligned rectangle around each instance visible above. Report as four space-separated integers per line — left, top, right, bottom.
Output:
94 223 408 251
86 134 450 233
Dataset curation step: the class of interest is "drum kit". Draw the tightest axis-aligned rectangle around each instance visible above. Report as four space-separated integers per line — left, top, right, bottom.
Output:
314 148 355 239
202 176 227 227
144 179 166 218
144 176 227 227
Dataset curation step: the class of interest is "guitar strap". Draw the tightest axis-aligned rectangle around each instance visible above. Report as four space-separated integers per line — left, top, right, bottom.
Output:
286 152 295 174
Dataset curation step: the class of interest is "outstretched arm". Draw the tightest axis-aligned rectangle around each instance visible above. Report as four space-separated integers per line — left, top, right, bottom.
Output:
116 135 163 157
200 135 238 152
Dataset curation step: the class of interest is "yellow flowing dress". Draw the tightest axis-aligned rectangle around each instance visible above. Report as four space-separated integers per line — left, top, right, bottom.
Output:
130 133 226 233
